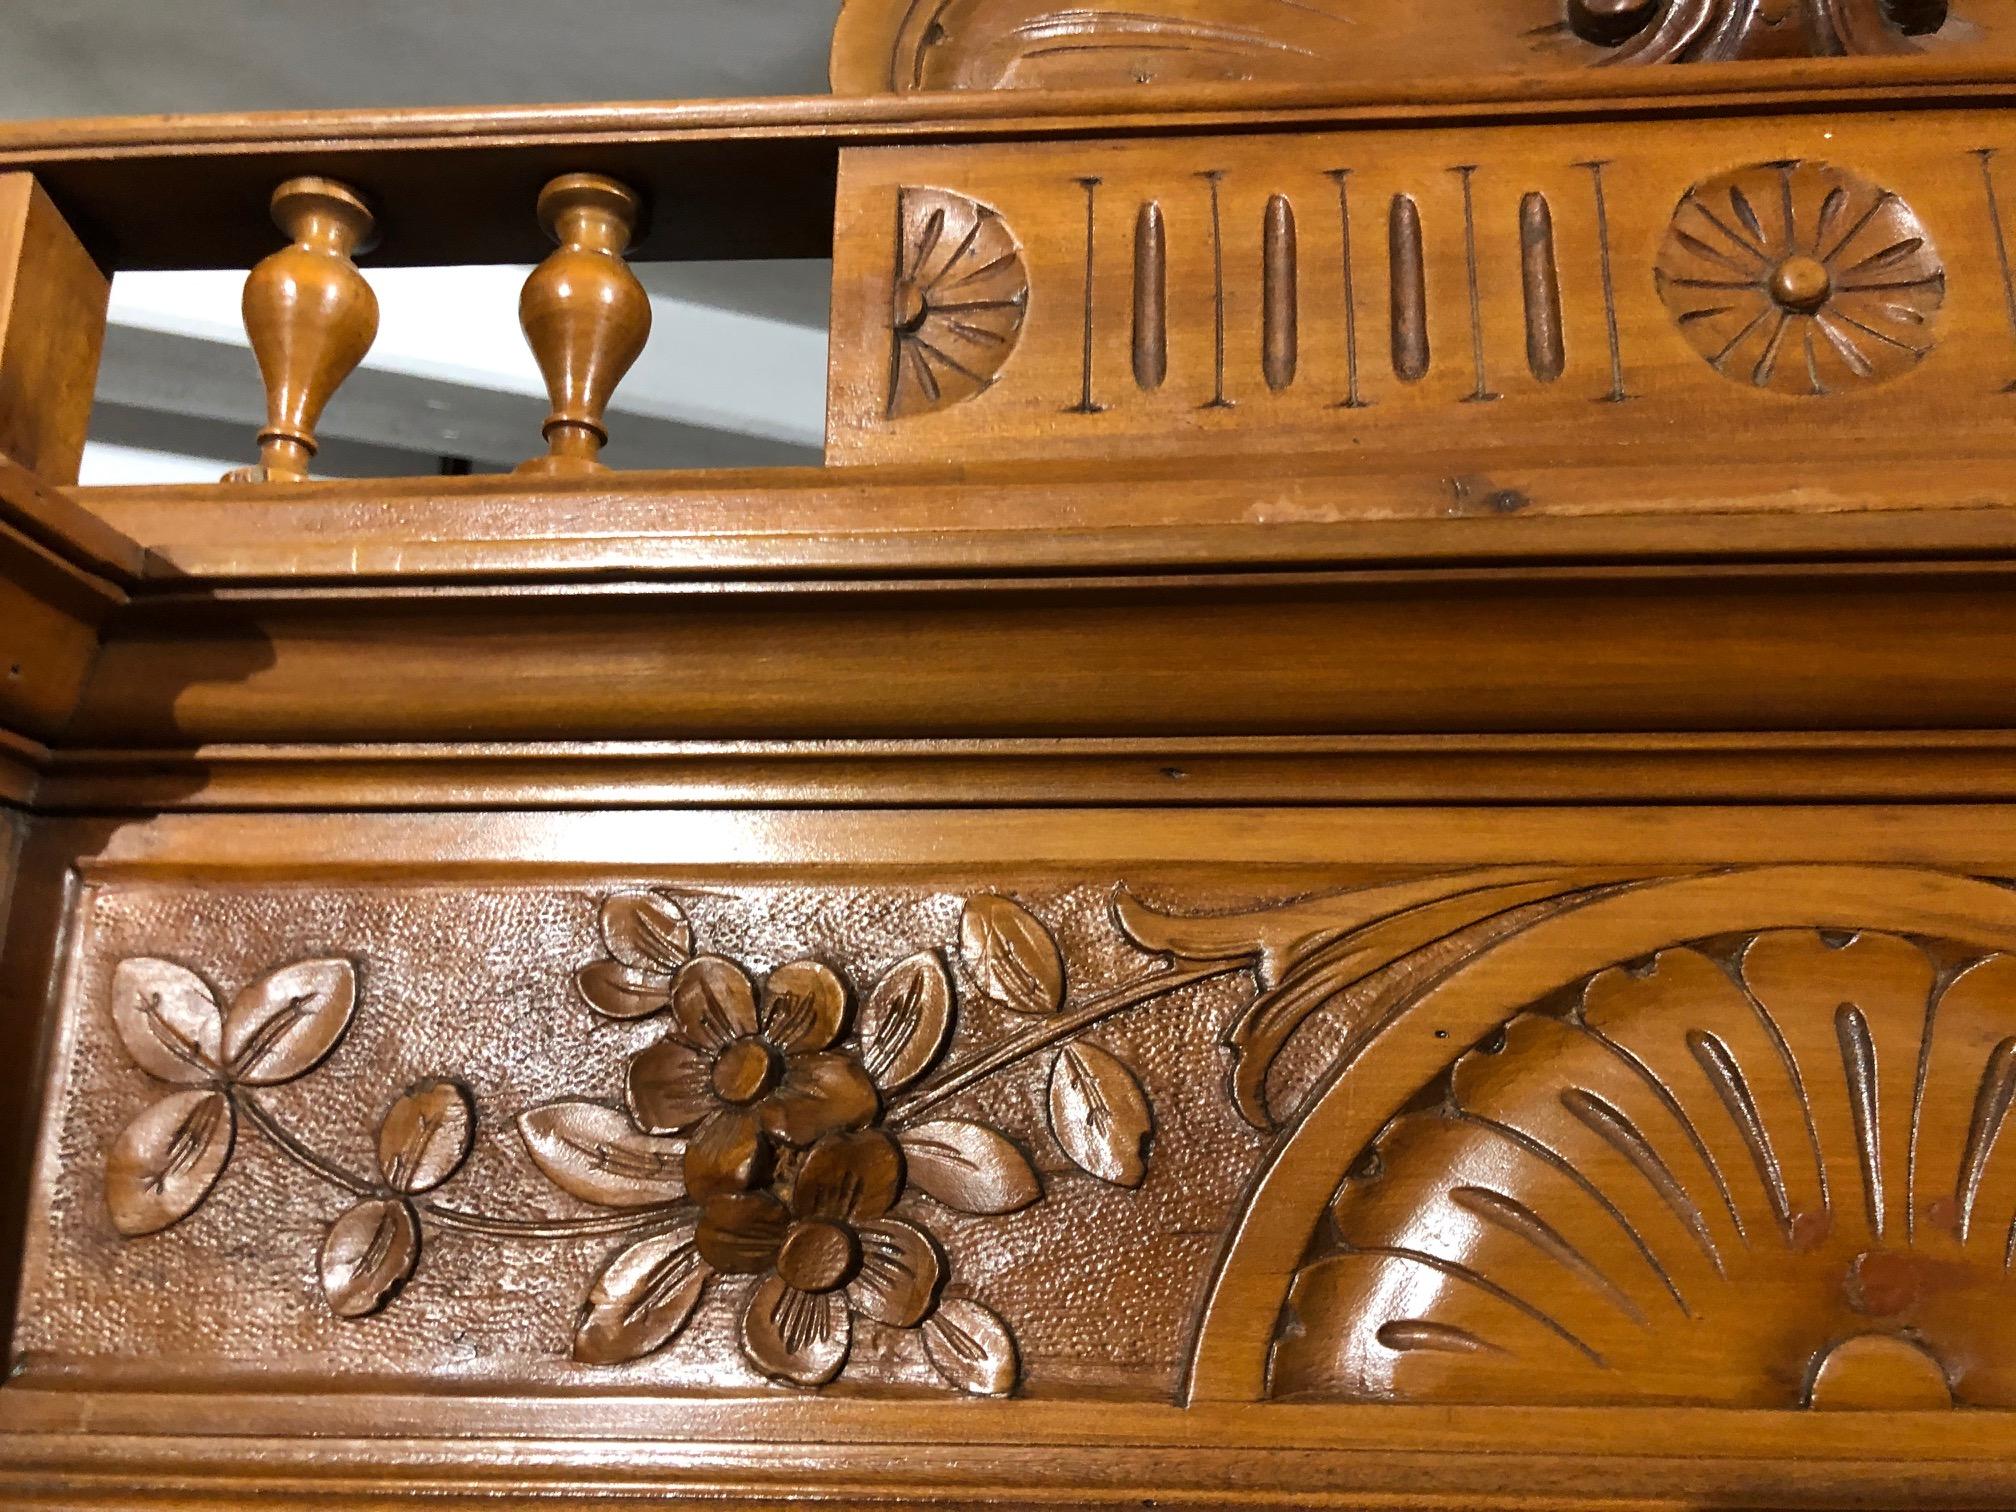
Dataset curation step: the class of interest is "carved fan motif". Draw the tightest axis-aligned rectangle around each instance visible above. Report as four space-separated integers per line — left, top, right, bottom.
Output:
886 188 1028 420
1274 931 2016 1408
1655 162 1944 397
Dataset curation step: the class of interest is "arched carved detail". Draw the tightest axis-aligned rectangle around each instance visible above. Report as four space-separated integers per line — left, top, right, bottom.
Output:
1277 931 2016 1406
1152 866 2016 1403
830 0 1963 94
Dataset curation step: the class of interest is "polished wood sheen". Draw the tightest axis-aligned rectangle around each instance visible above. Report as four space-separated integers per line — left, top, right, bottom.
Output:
516 173 650 477
10 2 2016 1506
0 174 105 486
232 177 378 483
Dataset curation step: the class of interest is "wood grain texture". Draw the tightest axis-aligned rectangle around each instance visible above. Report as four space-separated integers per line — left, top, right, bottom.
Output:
9 812 2016 1507
827 110 2016 464
4 64 2016 272
0 175 106 487
14 11 2016 1504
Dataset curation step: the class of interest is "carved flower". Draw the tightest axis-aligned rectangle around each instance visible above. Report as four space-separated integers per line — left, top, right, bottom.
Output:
624 955 880 1199
1655 160 1944 396
697 1129 945 1386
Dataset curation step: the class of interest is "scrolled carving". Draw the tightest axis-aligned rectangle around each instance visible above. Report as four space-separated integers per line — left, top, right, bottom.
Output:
1655 161 1944 396
1568 0 1949 60
887 189 1028 419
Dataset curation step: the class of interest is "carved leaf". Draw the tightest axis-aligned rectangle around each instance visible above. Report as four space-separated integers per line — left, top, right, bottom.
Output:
601 889 693 973
319 1197 420 1319
922 1296 1019 1397
1116 869 1643 1130
574 960 671 1021
575 1227 711 1365
105 1089 235 1237
109 959 222 1084
900 1121 1041 1214
518 1101 686 1208
960 896 1063 1016
859 951 953 1090
376 1080 474 1196
220 959 356 1086
1048 1042 1151 1187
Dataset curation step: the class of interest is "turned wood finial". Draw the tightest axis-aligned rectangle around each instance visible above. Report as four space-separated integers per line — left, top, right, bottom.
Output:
232 177 378 484
516 173 650 477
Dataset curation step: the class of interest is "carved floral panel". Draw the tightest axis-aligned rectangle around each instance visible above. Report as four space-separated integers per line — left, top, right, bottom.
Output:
27 863 2016 1409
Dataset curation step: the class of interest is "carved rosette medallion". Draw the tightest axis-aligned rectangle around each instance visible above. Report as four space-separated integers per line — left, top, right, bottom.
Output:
1655 161 1944 396
886 188 1029 419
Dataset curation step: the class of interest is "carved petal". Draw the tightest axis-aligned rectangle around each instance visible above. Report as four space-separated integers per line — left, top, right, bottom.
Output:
960 896 1064 1015
575 1226 711 1366
848 1218 944 1328
601 890 694 973
741 1272 851 1387
105 1089 235 1237
519 1100 685 1208
900 1121 1041 1214
859 951 953 1091
670 955 759 1050
109 959 223 1084
922 1297 1019 1397
575 960 672 1022
319 1197 420 1319
377 1080 474 1196
221 959 356 1086
761 961 849 1054
683 1107 770 1200
794 1130 903 1223
762 1053 880 1148
697 1191 791 1274
625 1036 716 1135
1048 1042 1152 1187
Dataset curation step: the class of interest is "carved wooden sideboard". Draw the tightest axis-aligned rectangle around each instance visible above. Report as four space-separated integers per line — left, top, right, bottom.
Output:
9 1 2016 1505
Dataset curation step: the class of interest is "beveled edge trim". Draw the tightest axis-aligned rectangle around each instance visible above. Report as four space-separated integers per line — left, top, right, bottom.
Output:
0 1387 2009 1508
8 56 2016 157
37 732 2016 812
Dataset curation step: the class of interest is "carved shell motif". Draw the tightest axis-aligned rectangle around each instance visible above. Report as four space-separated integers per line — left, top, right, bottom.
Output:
1275 932 2016 1409
1656 161 1944 396
887 188 1029 419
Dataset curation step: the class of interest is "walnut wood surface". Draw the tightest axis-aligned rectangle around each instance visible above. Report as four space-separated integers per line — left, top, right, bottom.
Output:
830 0 2008 94
0 61 2011 270
0 175 105 486
13 15 2016 1509
828 109 2016 465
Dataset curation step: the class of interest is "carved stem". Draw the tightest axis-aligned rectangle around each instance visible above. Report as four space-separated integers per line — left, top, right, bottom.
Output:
239 1094 684 1241
887 961 1248 1124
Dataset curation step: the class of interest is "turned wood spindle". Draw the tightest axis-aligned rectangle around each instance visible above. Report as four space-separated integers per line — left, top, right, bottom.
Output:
232 177 379 484
516 173 650 477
